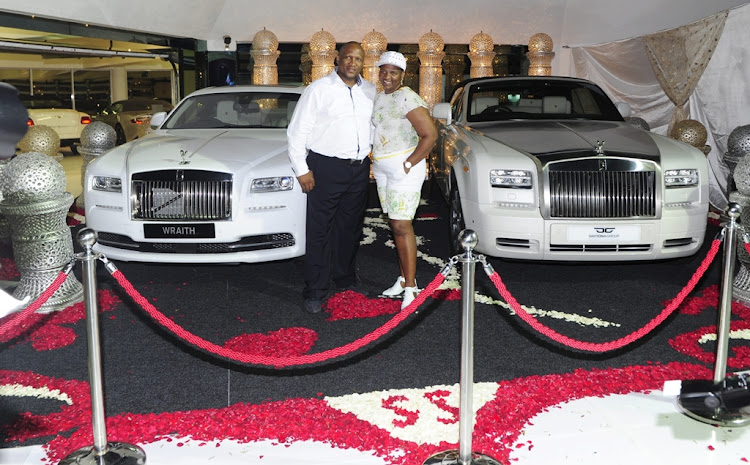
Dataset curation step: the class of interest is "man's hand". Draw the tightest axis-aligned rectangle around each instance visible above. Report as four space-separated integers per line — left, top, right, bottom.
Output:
298 171 315 193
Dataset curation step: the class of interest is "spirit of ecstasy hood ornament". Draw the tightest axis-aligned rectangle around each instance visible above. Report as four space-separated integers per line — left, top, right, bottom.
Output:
595 140 606 156
179 149 190 165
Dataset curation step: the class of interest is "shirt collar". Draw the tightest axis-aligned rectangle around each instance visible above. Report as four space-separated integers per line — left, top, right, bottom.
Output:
332 67 362 87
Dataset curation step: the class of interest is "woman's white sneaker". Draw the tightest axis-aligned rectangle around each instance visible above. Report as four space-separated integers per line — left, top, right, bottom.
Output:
382 276 406 297
401 286 419 310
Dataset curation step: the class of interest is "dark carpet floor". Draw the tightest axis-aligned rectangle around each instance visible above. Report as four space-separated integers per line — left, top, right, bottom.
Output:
0 184 743 455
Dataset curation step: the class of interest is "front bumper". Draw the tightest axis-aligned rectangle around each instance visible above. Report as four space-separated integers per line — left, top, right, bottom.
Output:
464 199 708 261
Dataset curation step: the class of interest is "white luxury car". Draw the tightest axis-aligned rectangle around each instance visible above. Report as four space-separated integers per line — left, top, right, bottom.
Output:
431 76 709 261
83 85 306 264
25 97 92 153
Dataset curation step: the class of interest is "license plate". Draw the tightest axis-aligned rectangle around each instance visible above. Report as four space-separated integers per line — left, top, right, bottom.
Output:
144 223 215 239
566 225 641 242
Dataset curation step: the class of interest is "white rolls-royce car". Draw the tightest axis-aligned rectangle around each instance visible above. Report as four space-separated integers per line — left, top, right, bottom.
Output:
431 76 709 261
83 85 306 264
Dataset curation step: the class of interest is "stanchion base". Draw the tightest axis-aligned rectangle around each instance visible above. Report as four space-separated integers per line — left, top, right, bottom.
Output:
422 450 505 465
59 442 146 465
676 379 750 427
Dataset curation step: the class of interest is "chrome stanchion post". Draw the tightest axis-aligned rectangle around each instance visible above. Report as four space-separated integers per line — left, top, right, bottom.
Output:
677 203 750 427
60 228 147 465
423 230 504 465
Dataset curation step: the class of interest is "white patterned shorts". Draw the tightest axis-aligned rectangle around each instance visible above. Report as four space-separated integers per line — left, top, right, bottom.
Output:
372 155 425 220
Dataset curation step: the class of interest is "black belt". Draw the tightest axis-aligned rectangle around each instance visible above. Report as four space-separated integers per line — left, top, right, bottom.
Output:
309 150 368 165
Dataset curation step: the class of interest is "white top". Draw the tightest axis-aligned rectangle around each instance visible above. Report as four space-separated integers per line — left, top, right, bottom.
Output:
371 86 427 158
286 70 376 176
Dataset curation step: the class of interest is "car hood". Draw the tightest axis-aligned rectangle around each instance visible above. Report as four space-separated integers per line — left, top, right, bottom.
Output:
475 120 660 163
121 129 289 172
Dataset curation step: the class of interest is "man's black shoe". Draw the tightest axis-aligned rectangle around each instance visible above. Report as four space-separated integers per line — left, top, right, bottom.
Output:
303 299 323 314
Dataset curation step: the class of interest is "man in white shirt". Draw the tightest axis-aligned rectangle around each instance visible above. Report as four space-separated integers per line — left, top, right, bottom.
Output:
287 42 376 314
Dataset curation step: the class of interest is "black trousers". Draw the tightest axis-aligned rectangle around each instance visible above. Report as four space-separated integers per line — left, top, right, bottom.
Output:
303 151 370 300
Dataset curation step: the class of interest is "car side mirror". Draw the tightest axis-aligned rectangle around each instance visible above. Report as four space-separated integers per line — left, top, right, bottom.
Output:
432 103 452 125
615 102 631 118
150 111 167 128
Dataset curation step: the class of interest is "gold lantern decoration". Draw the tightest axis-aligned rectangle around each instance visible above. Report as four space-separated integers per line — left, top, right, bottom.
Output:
399 44 420 92
443 44 467 99
300 43 312 86
527 33 555 76
309 29 337 82
468 31 496 78
250 28 281 85
362 29 388 92
417 30 446 109
671 119 711 155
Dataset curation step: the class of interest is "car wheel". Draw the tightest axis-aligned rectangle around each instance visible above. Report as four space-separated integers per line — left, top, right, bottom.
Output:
449 185 466 254
115 125 126 145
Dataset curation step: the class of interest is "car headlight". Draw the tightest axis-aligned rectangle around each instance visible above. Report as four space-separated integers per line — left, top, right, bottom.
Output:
664 169 699 188
251 176 294 192
92 176 122 192
490 169 533 189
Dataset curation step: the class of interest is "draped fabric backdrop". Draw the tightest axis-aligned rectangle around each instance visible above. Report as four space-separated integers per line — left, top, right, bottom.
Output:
569 3 750 210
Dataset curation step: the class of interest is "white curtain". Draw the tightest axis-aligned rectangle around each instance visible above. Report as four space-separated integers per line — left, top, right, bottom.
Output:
570 3 750 210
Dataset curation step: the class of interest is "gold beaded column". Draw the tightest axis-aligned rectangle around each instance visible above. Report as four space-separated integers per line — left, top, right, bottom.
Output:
493 45 511 77
527 33 555 76
468 31 496 78
399 44 420 92
417 31 446 109
250 28 281 85
300 44 312 86
309 29 337 82
362 30 388 92
443 45 467 99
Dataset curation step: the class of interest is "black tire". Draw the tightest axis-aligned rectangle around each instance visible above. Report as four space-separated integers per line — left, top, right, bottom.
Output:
449 185 466 254
115 125 126 145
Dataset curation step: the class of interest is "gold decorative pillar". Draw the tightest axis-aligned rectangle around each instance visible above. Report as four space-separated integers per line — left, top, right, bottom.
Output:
468 31 496 78
309 29 337 82
300 44 312 86
250 28 281 85
417 31 446 109
527 33 555 76
443 45 467 100
362 30 388 92
399 44 420 92
493 45 511 77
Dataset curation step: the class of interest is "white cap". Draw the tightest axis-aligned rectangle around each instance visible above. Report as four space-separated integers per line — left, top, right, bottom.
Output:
375 51 407 71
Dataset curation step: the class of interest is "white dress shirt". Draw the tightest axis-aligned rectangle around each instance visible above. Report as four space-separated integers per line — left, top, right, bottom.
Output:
287 69 376 176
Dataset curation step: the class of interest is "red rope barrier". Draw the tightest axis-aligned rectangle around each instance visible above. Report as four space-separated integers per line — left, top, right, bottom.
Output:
487 238 722 352
110 268 446 368
0 270 69 339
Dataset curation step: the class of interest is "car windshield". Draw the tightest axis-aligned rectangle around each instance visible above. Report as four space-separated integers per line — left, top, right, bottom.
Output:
466 79 623 123
23 98 67 109
162 92 300 129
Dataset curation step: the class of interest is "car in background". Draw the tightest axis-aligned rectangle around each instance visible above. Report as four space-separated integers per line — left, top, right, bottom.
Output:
95 97 174 145
83 85 305 264
431 76 709 261
24 97 92 153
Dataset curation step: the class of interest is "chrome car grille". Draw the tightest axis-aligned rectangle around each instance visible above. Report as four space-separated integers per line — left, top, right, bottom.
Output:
548 170 656 218
132 170 232 220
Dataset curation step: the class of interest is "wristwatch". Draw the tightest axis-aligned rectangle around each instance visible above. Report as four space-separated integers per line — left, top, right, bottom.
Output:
403 161 412 169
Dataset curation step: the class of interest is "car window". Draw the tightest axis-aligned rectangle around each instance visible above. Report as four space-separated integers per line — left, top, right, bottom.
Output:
162 92 301 129
466 80 622 123
23 98 66 109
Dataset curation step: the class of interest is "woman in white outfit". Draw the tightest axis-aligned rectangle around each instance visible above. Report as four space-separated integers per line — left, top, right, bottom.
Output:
371 51 438 309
